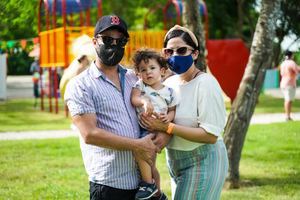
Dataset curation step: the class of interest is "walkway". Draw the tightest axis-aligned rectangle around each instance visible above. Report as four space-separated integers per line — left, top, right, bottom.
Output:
0 130 78 140
1 112 299 141
6 75 33 99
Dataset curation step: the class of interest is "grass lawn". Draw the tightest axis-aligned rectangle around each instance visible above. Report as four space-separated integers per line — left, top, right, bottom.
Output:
224 93 300 114
222 121 300 200
1 122 299 199
254 94 300 114
0 94 299 132
0 98 70 132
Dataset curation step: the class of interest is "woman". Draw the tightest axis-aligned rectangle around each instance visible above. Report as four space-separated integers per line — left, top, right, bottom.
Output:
141 25 228 200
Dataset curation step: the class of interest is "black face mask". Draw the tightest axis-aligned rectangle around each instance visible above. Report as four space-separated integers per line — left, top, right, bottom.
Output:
96 43 124 66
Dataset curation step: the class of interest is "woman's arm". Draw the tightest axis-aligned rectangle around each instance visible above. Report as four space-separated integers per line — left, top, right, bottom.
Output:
140 114 217 144
167 122 217 144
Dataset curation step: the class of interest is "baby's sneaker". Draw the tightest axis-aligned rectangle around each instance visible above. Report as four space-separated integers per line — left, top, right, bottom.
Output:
135 181 158 200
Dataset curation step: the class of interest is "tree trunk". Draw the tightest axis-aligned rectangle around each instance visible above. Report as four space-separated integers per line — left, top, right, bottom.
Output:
182 0 207 72
223 0 281 188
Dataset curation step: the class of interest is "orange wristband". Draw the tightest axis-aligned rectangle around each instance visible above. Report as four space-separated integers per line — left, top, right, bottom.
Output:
166 123 175 135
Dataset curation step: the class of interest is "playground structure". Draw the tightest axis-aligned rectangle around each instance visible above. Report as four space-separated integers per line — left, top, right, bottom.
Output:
38 0 249 115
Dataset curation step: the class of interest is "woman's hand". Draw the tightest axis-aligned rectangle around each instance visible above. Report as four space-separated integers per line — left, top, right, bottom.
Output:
140 112 168 132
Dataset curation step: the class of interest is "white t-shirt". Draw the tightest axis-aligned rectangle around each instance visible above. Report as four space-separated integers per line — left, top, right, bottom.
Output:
133 79 178 115
164 73 227 151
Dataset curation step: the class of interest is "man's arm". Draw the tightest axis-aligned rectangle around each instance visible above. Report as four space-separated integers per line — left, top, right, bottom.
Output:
72 113 159 165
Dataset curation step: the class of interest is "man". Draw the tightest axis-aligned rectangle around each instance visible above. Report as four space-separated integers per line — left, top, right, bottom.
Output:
280 50 300 121
64 15 159 200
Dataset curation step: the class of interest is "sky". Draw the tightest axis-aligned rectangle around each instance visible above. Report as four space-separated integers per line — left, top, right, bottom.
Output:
281 34 300 52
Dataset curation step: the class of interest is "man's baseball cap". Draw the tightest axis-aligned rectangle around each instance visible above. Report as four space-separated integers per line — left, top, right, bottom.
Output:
94 15 129 38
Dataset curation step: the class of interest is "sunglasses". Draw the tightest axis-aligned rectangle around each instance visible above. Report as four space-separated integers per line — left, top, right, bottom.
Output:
163 46 194 56
96 35 128 47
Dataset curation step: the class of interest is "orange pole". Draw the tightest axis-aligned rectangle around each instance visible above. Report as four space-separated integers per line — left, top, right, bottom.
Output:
48 68 53 112
39 67 44 111
80 11 84 26
163 0 181 30
38 0 44 111
53 68 59 114
62 0 68 67
97 0 103 18
52 0 59 114
162 0 172 30
173 0 181 25
46 0 51 112
86 8 91 26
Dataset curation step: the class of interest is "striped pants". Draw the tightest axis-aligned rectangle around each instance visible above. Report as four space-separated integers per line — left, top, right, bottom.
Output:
166 140 228 200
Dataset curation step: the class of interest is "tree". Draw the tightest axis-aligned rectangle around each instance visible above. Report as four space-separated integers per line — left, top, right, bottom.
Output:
182 0 206 71
101 0 166 30
205 0 258 46
0 0 38 40
223 0 281 188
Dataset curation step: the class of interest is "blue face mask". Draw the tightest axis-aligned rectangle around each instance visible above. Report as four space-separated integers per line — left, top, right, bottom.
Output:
167 55 194 74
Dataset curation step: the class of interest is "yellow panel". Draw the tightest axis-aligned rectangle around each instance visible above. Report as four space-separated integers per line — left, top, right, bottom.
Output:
40 27 166 68
54 28 66 67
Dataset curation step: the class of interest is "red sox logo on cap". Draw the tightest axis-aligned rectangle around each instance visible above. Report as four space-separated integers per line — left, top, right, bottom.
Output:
111 16 120 25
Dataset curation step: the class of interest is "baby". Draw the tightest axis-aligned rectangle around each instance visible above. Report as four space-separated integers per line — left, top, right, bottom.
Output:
131 48 177 200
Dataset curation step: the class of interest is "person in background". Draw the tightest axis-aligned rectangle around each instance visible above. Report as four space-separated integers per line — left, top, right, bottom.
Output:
131 48 177 200
140 25 229 200
59 54 90 100
30 58 40 108
280 50 300 121
64 15 159 200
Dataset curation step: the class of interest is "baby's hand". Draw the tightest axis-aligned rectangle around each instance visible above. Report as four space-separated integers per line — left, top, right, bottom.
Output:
159 113 169 123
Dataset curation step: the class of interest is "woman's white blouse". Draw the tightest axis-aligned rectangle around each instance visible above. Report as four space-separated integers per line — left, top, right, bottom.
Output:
164 73 227 151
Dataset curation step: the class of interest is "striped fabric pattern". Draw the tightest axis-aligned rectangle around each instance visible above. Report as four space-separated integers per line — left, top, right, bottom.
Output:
65 62 141 190
166 140 228 200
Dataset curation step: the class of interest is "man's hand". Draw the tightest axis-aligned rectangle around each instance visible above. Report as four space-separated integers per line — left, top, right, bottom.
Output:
152 132 172 153
133 134 159 166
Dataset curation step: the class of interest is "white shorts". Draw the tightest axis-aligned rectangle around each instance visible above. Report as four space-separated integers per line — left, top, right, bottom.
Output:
281 86 296 101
